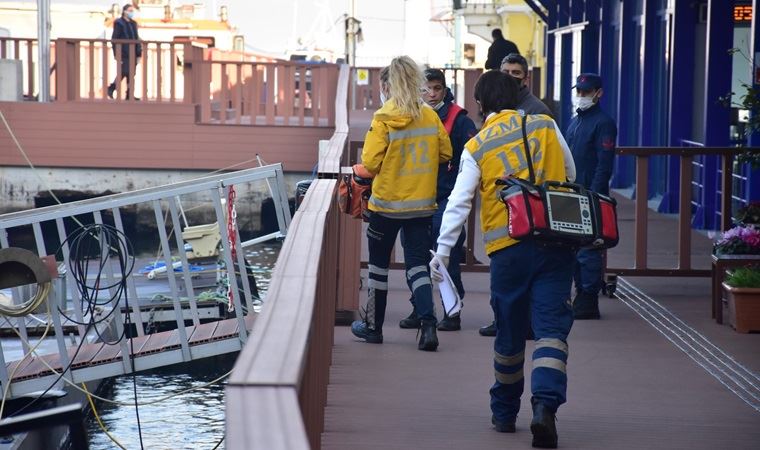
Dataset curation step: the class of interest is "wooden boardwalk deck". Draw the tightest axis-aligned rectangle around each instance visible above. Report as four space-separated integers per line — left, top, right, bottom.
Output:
321 274 760 450
321 195 760 449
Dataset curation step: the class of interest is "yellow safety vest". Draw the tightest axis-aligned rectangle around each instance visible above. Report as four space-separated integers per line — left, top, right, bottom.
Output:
362 99 453 217
465 110 567 255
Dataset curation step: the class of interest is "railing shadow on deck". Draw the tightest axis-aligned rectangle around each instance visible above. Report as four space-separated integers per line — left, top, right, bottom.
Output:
225 65 362 449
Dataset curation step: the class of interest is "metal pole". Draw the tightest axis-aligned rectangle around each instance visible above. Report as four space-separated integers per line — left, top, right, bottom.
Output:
350 0 356 67
37 0 51 102
454 14 462 68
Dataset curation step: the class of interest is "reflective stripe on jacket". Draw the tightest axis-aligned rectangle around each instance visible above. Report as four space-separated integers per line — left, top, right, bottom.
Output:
466 110 567 255
361 99 453 218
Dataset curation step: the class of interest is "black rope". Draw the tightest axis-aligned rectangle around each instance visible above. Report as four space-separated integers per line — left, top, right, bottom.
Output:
8 224 145 450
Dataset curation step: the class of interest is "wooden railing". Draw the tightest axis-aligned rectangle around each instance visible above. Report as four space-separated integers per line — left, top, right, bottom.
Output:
607 147 737 277
195 60 340 127
0 38 52 99
53 38 187 102
348 143 740 277
350 67 483 122
3 38 343 129
226 65 356 449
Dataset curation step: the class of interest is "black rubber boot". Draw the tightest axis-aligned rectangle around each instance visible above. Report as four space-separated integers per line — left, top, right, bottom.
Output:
437 313 461 331
530 401 558 448
479 321 496 336
399 310 421 329
573 292 600 320
491 416 516 433
418 321 439 351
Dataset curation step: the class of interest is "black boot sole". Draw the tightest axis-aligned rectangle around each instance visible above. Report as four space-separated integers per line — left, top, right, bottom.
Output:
437 321 461 331
399 319 421 329
492 417 516 433
530 422 558 448
418 341 438 351
479 325 496 336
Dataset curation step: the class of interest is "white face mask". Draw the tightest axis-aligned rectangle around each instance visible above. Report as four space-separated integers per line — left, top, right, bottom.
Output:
379 91 387 105
432 100 445 111
575 95 595 111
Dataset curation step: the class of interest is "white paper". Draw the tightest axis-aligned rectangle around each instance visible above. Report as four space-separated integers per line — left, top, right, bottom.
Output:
430 250 463 317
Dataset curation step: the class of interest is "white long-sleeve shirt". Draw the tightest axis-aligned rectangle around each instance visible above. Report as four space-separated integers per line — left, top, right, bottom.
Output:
436 118 575 257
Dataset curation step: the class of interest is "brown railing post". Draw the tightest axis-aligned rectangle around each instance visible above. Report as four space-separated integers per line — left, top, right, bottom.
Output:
141 43 148 100
26 39 34 98
464 69 483 126
128 43 136 101
634 155 649 270
156 43 163 101
721 152 734 232
678 155 693 270
101 40 108 99
54 38 77 101
87 41 95 99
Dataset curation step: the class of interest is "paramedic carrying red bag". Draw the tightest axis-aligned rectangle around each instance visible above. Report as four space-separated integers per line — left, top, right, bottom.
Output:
497 115 619 249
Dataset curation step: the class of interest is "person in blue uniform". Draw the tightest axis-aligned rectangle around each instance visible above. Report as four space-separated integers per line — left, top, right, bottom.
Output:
398 68 477 332
565 73 617 320
431 71 576 449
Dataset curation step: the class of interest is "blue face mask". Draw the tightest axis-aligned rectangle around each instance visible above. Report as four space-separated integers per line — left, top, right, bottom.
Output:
127 11 136 19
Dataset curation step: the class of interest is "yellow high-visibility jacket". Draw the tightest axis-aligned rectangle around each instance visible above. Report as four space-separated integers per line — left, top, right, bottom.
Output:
467 110 567 255
361 99 453 218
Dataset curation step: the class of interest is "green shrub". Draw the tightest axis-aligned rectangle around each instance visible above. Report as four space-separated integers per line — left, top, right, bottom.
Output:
725 267 760 288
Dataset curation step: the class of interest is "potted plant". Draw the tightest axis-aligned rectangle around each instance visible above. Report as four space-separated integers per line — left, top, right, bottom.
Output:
713 224 760 256
722 266 760 333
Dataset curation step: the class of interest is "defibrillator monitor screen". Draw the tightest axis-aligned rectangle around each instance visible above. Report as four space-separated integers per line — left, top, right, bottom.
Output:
547 192 583 224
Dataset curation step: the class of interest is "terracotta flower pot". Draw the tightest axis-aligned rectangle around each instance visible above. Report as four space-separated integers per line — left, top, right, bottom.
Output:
722 282 760 333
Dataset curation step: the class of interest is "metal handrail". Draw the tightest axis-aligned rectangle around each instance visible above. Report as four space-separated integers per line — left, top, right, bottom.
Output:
0 164 291 399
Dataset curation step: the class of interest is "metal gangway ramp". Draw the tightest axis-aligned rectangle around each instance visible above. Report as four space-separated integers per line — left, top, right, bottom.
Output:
0 164 291 399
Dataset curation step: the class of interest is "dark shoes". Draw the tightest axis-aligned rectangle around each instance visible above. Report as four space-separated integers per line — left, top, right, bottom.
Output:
107 84 115 99
479 321 496 336
351 320 383 344
437 314 461 331
418 322 438 351
492 416 516 433
401 310 461 331
399 310 420 329
573 292 601 320
530 401 558 448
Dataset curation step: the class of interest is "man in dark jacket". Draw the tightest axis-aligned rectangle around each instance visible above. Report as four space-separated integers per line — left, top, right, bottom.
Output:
565 73 617 320
485 29 519 70
399 68 478 332
108 3 142 100
501 53 553 117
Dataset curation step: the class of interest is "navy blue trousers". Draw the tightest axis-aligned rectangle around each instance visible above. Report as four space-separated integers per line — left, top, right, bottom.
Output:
574 248 604 297
366 213 435 332
489 240 574 423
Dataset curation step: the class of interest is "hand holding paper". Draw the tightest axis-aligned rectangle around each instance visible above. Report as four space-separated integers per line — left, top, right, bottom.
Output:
429 253 449 283
429 250 462 317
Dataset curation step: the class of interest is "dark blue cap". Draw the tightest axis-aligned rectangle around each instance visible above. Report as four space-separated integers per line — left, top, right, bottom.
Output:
572 73 602 90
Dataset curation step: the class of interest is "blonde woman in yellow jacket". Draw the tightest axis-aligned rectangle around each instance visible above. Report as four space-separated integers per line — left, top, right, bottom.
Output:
351 56 453 351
